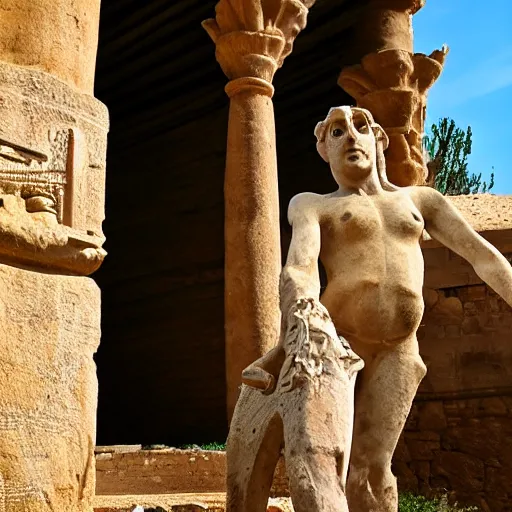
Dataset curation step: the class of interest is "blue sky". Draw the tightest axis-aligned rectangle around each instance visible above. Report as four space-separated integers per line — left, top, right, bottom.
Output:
414 0 512 194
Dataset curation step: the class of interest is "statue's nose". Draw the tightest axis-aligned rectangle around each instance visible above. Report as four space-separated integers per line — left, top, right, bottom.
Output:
346 124 358 144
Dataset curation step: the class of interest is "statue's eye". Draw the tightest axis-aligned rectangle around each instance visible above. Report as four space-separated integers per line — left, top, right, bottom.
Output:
332 128 343 138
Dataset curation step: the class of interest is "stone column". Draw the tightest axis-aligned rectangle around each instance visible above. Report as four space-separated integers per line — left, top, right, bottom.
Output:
0 0 101 94
203 0 315 419
338 0 447 187
0 1 107 511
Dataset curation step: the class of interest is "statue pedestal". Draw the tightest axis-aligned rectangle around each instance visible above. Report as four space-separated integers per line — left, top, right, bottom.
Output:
0 265 100 512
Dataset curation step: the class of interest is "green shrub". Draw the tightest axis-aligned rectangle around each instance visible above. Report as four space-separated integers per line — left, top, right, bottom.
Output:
180 442 226 451
399 493 479 512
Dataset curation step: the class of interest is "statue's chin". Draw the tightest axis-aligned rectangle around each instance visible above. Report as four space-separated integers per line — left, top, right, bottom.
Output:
337 162 372 185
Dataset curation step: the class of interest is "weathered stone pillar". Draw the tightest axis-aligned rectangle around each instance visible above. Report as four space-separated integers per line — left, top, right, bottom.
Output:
0 1 107 511
203 0 315 419
0 0 101 94
338 0 447 186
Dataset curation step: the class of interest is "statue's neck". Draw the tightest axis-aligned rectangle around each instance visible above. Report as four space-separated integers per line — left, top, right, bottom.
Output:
336 168 383 196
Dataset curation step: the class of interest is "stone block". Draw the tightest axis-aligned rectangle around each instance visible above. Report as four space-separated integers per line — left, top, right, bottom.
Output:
428 296 463 325
443 418 512 463
410 460 431 483
394 434 411 462
0 0 100 93
485 466 512 499
417 401 447 431
431 452 484 492
393 461 418 492
463 301 479 317
444 324 461 337
461 316 481 335
476 397 508 417
406 439 439 461
0 264 100 511
405 431 440 441
459 285 487 302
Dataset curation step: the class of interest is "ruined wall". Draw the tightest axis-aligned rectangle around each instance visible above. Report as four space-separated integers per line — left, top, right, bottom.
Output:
394 282 512 512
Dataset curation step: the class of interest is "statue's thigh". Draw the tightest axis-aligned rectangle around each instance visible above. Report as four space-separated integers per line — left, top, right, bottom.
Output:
350 337 426 465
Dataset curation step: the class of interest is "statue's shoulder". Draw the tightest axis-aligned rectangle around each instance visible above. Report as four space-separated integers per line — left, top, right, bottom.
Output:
405 185 446 212
287 192 323 223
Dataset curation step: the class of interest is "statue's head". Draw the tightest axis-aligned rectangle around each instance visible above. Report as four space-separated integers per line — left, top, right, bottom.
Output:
315 106 395 190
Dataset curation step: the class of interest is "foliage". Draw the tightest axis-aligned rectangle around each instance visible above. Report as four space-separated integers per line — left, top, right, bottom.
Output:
399 493 479 512
180 442 226 451
424 118 494 195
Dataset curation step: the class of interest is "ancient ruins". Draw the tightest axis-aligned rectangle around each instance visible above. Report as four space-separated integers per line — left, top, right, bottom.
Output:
0 0 511 511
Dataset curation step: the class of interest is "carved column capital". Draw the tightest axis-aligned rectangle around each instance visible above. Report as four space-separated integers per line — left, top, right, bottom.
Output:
203 0 315 95
339 46 448 186
369 0 425 14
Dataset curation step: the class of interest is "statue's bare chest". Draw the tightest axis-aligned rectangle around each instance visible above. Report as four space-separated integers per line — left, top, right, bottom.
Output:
319 193 424 243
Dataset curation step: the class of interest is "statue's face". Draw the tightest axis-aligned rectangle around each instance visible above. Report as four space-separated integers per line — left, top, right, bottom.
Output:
324 109 377 187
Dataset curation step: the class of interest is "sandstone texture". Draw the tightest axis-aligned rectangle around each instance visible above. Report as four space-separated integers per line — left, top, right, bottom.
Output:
0 264 101 511
394 283 512 511
203 0 316 418
95 448 288 498
447 194 512 233
0 0 101 93
339 47 447 186
0 61 108 275
0 0 106 509
93 494 294 512
229 299 362 512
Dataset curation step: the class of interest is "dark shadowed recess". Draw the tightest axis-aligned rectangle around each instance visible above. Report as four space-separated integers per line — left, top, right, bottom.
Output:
93 0 366 446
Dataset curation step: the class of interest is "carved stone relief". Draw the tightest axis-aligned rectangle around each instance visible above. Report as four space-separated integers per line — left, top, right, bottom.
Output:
0 62 108 275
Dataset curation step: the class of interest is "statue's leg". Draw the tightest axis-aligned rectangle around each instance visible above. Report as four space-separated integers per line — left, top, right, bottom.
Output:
284 437 350 512
226 387 283 512
282 371 358 512
346 335 426 512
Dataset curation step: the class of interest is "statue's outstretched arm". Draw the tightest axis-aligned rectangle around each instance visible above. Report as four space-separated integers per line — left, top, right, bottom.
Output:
413 187 512 306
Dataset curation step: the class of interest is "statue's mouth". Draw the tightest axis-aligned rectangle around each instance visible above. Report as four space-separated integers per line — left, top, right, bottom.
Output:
346 147 365 162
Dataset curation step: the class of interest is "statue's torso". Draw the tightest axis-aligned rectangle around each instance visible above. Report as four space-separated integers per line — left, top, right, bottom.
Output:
316 188 425 345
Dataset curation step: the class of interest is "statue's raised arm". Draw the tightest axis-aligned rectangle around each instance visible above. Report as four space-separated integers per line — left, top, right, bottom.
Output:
411 186 512 306
203 0 317 417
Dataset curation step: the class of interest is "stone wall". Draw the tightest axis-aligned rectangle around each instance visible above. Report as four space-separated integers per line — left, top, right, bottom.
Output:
394 282 512 512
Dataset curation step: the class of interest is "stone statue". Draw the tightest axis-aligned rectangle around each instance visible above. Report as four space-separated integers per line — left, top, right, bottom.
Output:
228 296 363 512
239 105 512 511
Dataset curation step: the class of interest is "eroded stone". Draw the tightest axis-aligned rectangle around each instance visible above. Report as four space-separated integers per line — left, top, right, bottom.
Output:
0 264 100 511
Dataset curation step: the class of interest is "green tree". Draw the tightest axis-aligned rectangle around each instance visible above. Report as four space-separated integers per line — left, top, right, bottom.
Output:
424 117 494 195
